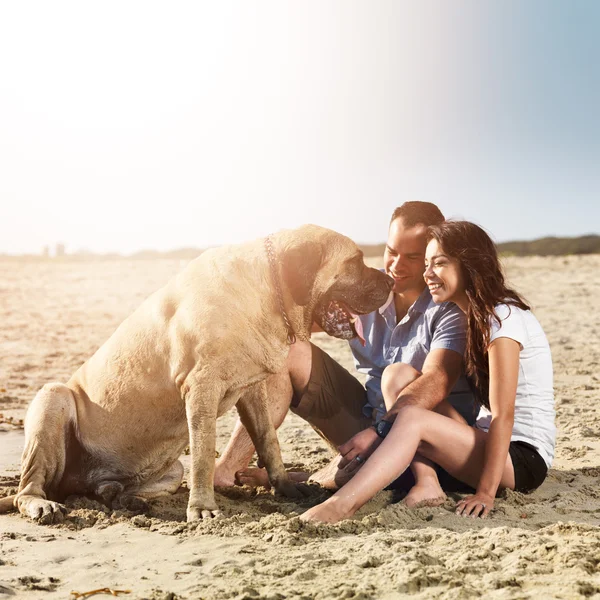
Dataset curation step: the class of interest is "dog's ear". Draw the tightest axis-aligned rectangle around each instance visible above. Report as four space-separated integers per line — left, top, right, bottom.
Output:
281 241 323 306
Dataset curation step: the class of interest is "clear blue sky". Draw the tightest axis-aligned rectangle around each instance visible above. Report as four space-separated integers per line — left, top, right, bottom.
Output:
1 1 598 254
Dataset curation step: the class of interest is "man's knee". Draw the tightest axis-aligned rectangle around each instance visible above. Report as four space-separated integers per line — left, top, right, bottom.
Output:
286 340 313 397
381 363 421 409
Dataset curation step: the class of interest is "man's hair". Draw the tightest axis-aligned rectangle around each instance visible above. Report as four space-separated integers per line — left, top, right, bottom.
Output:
390 201 445 228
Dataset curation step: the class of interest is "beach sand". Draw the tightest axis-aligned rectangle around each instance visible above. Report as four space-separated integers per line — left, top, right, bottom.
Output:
1 254 600 599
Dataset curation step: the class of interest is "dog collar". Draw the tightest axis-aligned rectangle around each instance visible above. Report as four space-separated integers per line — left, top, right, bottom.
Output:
265 236 297 345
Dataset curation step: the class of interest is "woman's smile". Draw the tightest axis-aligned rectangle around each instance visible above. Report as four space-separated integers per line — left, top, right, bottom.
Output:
424 239 467 309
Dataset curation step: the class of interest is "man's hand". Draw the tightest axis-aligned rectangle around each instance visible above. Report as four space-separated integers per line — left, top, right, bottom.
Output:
455 493 494 519
338 427 382 472
385 348 463 418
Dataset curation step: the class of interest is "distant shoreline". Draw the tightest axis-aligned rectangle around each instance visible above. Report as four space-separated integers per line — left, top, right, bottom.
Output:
361 234 600 258
1 234 599 260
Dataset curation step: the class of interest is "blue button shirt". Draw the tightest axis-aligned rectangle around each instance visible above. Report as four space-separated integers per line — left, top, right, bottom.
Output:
349 287 470 423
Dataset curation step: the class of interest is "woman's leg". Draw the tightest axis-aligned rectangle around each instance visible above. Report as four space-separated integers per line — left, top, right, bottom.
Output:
382 363 452 508
300 405 515 523
403 456 445 507
403 399 471 506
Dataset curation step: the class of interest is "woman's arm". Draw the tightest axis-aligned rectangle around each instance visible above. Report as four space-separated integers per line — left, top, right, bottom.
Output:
456 336 520 518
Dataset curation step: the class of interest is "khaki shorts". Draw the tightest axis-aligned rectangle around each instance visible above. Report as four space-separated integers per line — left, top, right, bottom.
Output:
290 344 372 449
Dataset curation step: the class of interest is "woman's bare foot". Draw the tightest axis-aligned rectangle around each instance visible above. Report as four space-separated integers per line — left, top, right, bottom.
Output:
403 480 447 508
300 497 353 524
234 468 310 489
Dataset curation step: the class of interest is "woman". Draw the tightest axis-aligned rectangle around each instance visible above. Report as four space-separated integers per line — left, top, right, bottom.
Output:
300 221 555 523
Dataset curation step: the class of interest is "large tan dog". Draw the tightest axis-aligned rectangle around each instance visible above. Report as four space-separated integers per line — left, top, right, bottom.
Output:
1 225 393 524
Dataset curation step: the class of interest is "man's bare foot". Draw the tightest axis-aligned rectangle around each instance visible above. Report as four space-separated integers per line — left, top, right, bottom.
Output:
306 455 358 490
234 467 310 489
234 467 270 488
403 481 447 508
214 464 237 488
300 497 353 524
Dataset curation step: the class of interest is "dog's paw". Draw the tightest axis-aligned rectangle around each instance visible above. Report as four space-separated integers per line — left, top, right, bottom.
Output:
19 498 67 525
186 506 221 521
274 480 312 499
294 482 314 497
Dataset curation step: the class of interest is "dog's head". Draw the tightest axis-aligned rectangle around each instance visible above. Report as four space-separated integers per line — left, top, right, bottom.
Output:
279 225 394 344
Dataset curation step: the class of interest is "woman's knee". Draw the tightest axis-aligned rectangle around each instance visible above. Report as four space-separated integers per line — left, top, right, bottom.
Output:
393 406 439 456
389 405 431 444
381 363 421 409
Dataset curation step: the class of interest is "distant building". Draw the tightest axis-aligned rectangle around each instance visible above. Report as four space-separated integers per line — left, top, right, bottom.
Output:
56 243 65 257
42 245 50 258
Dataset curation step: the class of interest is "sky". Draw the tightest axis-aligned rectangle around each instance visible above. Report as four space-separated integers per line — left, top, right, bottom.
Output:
1 1 598 255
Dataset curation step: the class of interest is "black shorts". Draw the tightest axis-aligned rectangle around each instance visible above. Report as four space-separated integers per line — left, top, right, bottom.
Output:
437 441 548 495
389 441 549 495
508 441 549 493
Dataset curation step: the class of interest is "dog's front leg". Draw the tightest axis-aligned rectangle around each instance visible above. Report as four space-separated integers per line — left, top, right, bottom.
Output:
184 384 221 521
236 381 306 499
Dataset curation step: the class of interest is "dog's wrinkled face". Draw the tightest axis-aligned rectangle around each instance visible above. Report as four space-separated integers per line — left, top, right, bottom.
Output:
313 250 393 344
280 225 394 344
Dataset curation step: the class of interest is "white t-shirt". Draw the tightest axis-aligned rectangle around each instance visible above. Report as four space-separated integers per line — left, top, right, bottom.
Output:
475 304 556 468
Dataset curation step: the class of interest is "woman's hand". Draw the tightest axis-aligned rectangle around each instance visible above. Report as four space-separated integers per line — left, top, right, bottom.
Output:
455 493 494 518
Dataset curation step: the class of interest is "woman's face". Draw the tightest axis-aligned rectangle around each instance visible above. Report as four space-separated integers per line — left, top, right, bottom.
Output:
424 239 466 306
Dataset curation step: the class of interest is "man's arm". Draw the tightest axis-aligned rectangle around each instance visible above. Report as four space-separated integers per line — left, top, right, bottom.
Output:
383 347 463 421
338 348 463 469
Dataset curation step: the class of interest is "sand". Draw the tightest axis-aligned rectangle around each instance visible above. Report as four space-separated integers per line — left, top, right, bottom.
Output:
1 254 600 599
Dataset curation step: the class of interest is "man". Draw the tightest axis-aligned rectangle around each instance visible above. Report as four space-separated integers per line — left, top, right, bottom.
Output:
214 202 473 505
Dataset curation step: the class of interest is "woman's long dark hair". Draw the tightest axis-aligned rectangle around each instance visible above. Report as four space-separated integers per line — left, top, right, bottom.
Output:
427 221 529 408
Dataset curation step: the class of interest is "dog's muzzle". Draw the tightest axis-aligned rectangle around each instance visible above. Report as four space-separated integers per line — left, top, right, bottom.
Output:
314 300 365 345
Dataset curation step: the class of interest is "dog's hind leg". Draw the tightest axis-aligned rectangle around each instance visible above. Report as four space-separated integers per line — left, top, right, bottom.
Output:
134 459 184 498
16 383 76 524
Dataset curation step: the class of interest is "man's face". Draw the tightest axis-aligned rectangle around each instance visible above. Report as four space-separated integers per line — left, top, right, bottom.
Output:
383 218 428 295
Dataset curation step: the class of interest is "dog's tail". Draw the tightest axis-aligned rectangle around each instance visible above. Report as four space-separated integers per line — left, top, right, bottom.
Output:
0 495 17 513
